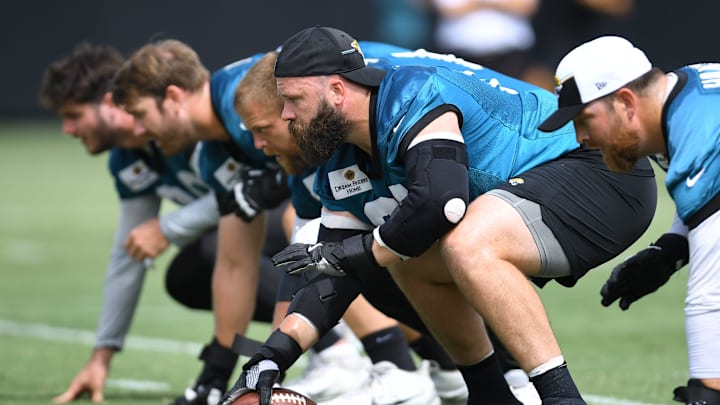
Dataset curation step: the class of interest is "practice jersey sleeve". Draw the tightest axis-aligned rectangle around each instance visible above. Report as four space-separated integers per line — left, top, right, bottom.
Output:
94 195 160 349
159 192 220 246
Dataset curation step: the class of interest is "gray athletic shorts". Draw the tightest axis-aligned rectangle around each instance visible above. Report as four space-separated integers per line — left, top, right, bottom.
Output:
485 188 571 278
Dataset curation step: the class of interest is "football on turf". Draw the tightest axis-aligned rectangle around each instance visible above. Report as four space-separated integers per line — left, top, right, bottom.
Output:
228 387 317 405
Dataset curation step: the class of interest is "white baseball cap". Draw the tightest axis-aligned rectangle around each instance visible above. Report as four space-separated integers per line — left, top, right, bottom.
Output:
538 35 652 132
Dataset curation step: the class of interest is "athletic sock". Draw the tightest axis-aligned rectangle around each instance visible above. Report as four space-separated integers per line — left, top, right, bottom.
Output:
409 334 456 370
196 337 239 390
457 352 521 404
529 358 583 401
360 326 416 371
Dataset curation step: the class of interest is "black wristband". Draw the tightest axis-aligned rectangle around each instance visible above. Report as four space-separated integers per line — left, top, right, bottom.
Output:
341 233 382 277
253 330 303 371
215 191 237 216
653 233 689 269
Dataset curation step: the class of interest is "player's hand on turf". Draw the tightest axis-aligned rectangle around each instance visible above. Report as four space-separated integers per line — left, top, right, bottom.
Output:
53 349 113 403
124 217 169 261
272 242 348 277
221 358 279 405
229 166 290 222
601 233 689 310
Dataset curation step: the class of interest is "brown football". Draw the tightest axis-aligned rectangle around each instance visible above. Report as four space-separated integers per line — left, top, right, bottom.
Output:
228 387 317 405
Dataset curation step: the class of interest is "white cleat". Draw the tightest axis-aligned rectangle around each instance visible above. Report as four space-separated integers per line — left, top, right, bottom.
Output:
284 341 371 402
426 360 469 403
505 369 541 405
320 360 440 405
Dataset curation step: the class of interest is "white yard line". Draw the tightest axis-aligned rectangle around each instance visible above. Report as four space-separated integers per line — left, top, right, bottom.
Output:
0 319 664 403
0 319 202 355
585 394 664 405
106 378 171 392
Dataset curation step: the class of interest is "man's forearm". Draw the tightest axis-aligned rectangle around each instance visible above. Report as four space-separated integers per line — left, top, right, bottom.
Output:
160 193 220 246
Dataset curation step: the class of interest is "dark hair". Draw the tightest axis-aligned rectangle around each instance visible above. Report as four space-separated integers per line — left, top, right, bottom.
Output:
39 42 124 111
112 39 209 108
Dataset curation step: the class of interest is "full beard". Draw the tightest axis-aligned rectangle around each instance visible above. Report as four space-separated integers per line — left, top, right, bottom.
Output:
289 100 350 166
602 126 642 172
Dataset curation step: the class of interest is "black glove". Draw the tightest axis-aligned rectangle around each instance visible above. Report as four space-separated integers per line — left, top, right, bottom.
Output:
216 166 290 222
272 233 378 278
220 357 278 405
601 233 689 310
220 330 302 405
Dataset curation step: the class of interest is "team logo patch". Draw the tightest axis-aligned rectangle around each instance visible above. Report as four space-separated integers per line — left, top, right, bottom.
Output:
328 164 372 200
508 177 524 186
119 159 159 192
213 157 244 190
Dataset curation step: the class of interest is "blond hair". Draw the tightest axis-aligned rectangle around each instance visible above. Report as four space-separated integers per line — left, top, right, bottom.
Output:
234 51 283 115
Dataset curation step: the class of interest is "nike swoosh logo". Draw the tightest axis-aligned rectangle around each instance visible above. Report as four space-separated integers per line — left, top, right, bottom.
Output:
686 166 706 188
375 333 394 344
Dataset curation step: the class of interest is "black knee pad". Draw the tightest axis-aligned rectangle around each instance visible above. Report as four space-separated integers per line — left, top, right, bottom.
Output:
253 255 282 323
286 275 361 336
165 232 215 310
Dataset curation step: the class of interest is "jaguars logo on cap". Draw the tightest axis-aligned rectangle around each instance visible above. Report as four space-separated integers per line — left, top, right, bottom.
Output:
553 76 563 96
509 177 525 186
350 39 364 58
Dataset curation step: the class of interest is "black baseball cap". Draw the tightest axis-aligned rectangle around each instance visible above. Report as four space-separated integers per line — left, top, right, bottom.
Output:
274 26 387 87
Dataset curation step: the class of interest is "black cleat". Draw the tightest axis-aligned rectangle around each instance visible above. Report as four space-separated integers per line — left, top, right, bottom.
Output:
673 379 720 405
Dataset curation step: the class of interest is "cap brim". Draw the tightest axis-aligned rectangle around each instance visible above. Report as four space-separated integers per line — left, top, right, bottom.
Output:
537 104 586 132
340 66 387 87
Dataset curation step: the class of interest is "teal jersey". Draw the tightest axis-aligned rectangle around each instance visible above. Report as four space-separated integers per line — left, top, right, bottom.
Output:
109 142 208 205
373 65 579 198
288 169 322 220
199 55 276 193
662 64 720 221
315 64 579 227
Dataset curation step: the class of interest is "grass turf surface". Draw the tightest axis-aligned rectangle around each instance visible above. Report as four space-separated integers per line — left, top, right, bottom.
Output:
0 121 685 404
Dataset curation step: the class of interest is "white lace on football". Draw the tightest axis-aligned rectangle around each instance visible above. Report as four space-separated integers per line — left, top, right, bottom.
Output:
271 391 307 404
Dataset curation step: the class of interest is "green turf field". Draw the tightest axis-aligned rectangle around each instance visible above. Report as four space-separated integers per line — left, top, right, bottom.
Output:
0 121 686 404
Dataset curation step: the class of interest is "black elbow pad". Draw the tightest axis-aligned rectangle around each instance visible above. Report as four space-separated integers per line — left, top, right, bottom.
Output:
379 138 469 257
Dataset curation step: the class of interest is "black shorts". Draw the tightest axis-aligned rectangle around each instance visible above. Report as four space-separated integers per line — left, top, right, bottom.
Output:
496 147 657 287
